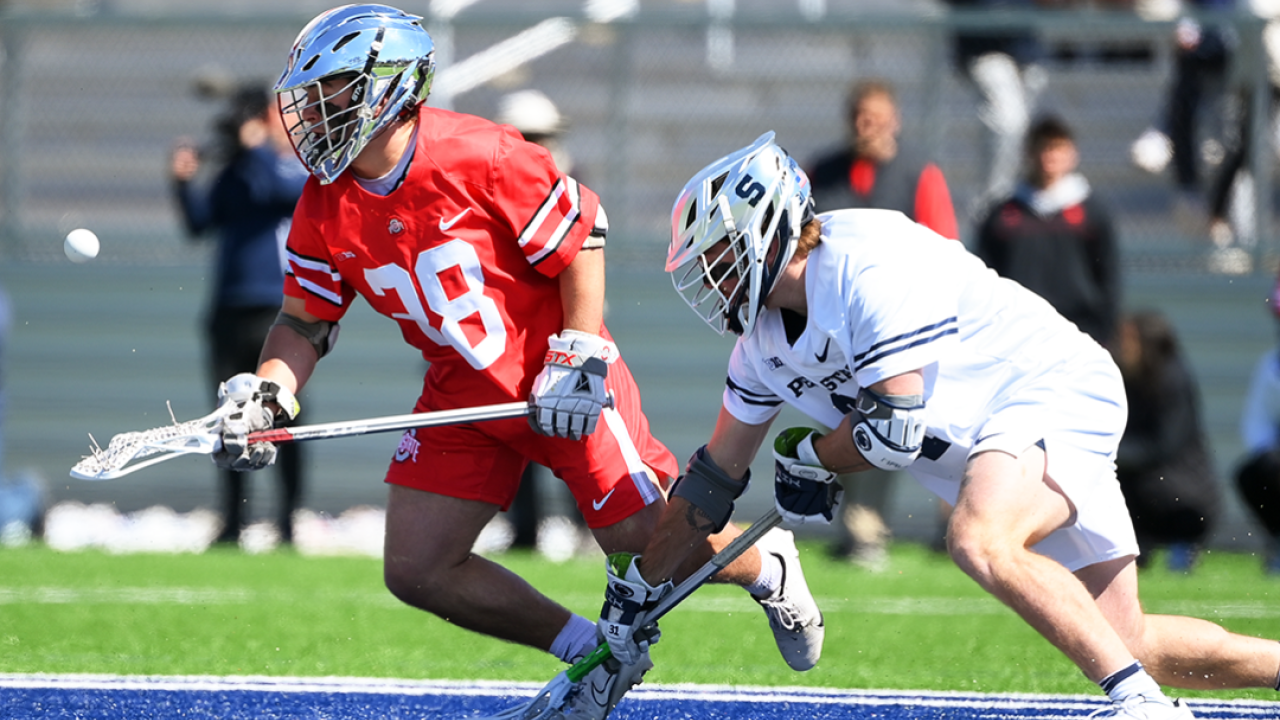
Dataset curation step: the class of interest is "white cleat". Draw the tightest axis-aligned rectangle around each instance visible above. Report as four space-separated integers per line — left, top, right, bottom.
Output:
753 527 825 671
1089 696 1195 720
559 651 653 719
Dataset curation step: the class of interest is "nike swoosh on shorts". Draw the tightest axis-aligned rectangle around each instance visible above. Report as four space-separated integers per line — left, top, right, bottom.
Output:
592 488 617 511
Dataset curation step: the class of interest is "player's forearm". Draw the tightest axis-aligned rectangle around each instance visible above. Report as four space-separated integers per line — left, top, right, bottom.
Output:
558 247 605 334
256 323 318 396
815 413 876 473
638 410 762 585
637 495 714 586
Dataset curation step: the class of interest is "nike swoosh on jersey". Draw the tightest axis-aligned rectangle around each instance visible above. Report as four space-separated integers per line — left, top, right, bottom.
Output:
815 338 831 363
438 208 471 231
592 488 618 511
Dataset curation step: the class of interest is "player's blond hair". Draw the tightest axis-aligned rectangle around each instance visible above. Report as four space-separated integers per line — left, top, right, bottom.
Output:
795 218 822 258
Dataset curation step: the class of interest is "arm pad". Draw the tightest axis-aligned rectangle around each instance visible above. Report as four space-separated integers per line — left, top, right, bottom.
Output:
851 386 926 471
273 311 340 359
670 445 749 533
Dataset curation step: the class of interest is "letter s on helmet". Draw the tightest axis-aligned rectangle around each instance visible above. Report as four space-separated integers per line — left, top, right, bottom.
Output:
666 131 814 337
275 4 435 184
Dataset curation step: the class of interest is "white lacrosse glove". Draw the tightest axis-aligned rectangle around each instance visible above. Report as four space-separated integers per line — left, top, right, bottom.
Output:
773 427 843 525
529 329 617 440
212 373 300 472
599 552 671 666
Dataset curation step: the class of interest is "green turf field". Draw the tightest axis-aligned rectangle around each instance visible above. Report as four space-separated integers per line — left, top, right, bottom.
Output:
3 539 1278 702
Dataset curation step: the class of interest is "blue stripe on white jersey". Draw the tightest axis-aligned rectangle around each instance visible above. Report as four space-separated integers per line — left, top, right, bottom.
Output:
726 375 784 407
853 317 959 373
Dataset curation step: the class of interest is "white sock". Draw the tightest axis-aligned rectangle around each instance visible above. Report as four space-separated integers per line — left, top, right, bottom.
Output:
746 549 783 599
1099 662 1166 704
550 614 599 664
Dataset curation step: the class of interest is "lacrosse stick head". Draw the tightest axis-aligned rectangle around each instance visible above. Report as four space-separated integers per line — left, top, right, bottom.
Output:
478 645 612 720
70 408 228 481
666 131 814 338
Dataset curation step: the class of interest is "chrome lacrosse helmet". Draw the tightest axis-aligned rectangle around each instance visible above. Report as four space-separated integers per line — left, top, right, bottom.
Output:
275 4 435 184
666 132 814 337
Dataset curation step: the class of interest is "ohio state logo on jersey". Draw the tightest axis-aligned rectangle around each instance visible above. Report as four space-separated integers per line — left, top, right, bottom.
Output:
394 429 421 463
388 218 405 234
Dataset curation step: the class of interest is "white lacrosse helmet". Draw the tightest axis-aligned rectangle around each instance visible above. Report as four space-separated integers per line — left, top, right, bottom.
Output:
275 4 435 184
666 131 814 337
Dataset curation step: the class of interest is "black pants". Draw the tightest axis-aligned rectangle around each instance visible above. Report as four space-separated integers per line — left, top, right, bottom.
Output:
1167 38 1228 190
1207 87 1280 222
1237 451 1280 539
207 305 305 542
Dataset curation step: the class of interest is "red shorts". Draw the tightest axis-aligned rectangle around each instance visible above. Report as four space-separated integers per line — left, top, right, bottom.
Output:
384 359 678 529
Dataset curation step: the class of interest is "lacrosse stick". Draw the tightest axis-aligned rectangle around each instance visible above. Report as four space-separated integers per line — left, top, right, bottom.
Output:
482 507 784 720
70 401 532 481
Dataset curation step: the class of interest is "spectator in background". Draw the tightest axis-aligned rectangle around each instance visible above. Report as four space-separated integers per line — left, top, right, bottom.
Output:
1236 276 1280 574
946 0 1050 219
807 78 958 569
808 79 958 239
498 89 575 176
1200 3 1280 275
1129 0 1234 239
1113 310 1221 572
168 82 310 546
976 116 1120 350
491 89 593 560
0 282 44 546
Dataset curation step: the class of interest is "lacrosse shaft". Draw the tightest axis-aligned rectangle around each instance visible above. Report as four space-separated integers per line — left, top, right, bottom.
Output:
564 507 784 682
246 401 531 444
648 507 782 620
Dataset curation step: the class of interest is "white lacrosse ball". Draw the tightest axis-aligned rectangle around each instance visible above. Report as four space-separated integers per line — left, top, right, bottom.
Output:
64 228 100 263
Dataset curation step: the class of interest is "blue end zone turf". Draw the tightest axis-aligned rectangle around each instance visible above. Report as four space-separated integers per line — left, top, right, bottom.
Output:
1 675 1276 720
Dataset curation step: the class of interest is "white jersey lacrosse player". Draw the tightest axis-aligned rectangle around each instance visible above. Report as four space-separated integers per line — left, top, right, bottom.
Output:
724 207 1134 567
602 132 1280 720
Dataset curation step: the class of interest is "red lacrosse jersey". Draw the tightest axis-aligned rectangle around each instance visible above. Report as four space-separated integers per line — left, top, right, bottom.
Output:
284 106 605 409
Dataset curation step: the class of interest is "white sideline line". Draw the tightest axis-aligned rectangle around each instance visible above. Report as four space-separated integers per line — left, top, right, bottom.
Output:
0 674 1275 714
2 587 1278 620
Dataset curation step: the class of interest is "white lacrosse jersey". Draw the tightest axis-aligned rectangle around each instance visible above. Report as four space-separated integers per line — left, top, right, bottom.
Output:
724 209 1121 503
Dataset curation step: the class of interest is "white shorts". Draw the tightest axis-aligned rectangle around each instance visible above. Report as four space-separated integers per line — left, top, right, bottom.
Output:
912 355 1139 572
1021 440 1139 572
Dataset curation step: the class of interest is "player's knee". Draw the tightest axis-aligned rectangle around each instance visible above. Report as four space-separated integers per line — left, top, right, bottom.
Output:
945 522 1005 587
383 556 451 612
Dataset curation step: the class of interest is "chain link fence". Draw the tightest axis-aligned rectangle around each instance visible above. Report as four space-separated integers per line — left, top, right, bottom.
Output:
0 4 1276 274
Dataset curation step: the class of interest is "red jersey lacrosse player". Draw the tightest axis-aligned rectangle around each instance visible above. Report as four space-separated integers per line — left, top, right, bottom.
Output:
207 6 823 718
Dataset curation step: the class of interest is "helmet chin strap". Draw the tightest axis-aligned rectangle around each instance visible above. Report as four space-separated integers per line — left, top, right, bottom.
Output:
760 216 799 306
724 194 806 336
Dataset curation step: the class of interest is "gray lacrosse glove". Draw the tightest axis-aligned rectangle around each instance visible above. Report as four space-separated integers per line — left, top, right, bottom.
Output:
212 373 300 472
599 552 671 666
529 330 617 440
773 427 843 525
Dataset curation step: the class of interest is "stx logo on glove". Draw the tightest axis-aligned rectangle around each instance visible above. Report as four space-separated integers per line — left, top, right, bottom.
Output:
545 349 585 366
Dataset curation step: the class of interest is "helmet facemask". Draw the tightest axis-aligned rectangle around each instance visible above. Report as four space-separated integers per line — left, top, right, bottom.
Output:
668 133 811 338
672 192 753 336
275 4 435 184
279 73 366 178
